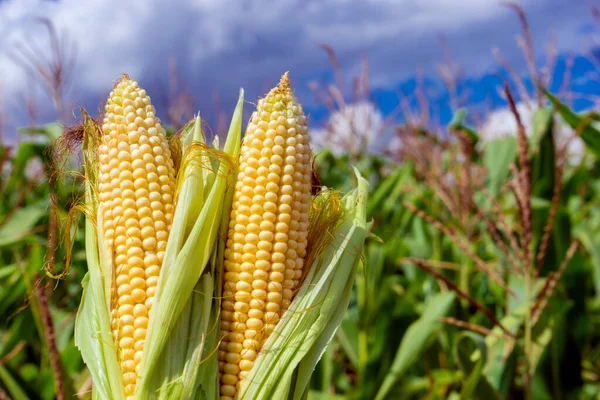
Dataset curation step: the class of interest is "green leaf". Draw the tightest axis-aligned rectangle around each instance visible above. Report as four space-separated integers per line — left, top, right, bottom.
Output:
368 167 405 216
530 108 554 156
336 315 359 370
5 141 46 189
455 332 503 400
307 390 346 400
544 89 600 156
530 107 556 201
374 291 456 400
0 201 47 247
531 196 551 210
391 370 462 400
74 183 126 400
0 264 18 280
448 108 479 145
18 122 64 141
0 364 30 400
574 227 600 301
484 137 516 198
530 298 570 374
481 275 545 393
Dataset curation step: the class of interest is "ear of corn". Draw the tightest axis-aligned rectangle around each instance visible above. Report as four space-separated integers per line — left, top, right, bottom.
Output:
218 73 312 399
74 77 244 399
98 76 177 397
218 74 369 400
74 73 369 400
238 169 369 400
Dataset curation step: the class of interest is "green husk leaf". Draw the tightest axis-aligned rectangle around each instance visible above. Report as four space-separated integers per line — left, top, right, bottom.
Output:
238 169 370 400
136 89 243 399
75 191 126 399
74 116 126 400
140 116 213 399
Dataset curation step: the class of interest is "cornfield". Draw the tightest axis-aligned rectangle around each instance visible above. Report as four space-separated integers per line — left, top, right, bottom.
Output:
1 4 600 400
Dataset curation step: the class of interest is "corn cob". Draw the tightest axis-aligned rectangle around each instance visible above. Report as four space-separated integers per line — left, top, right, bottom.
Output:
98 75 176 397
218 73 312 399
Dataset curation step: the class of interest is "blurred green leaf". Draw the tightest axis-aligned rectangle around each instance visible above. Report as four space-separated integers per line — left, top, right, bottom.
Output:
308 390 346 400
448 108 479 145
5 141 46 190
0 264 18 280
574 227 600 301
530 107 556 200
455 332 502 400
0 201 47 247
337 314 359 370
0 364 29 400
368 167 405 216
530 298 570 374
530 108 554 156
545 89 600 156
391 369 462 400
374 292 456 400
18 123 63 141
484 137 516 198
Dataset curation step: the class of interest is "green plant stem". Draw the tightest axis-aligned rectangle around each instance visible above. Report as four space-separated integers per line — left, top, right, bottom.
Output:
359 330 368 378
321 344 334 393
357 261 368 382
551 333 562 400
459 253 471 309
524 265 533 400
432 229 442 262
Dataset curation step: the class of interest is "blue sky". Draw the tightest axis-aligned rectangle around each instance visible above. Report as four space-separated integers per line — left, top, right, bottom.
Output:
0 0 598 141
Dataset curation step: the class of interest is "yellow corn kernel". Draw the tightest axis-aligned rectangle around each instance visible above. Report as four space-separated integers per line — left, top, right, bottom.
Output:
219 72 312 399
98 75 176 398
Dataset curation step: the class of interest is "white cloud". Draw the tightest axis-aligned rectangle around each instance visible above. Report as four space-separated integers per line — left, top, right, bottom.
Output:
0 0 593 134
481 102 585 163
481 102 533 142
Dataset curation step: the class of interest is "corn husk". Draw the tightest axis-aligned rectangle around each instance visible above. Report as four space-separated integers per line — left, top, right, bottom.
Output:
75 78 370 400
75 116 126 400
74 90 244 400
237 168 370 400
